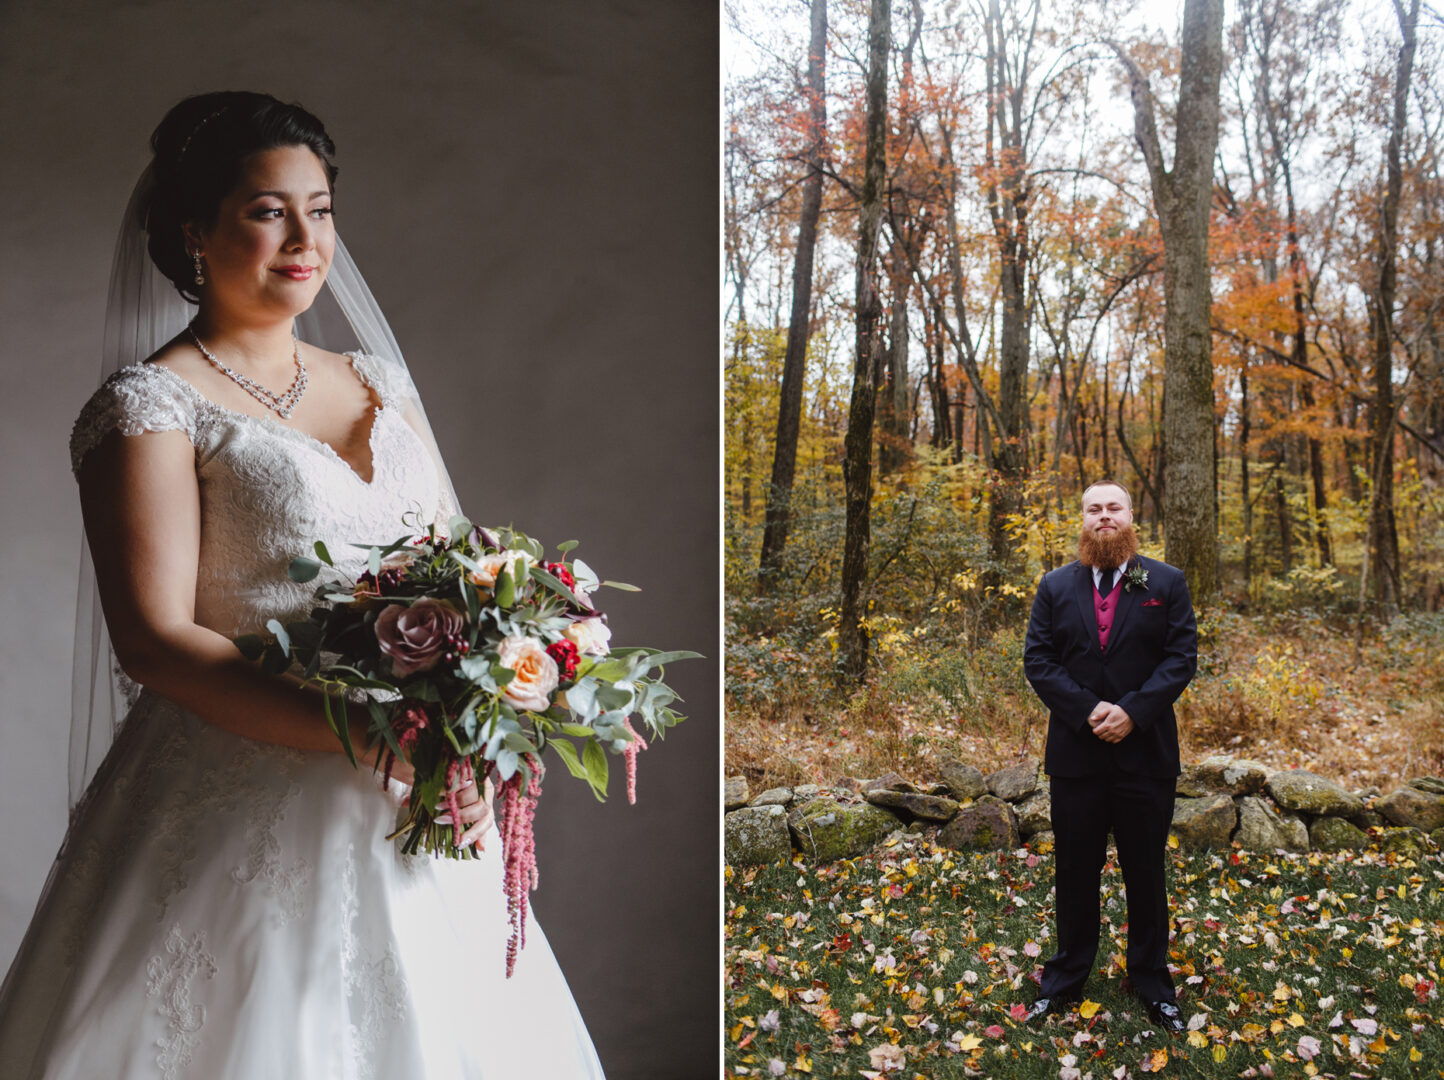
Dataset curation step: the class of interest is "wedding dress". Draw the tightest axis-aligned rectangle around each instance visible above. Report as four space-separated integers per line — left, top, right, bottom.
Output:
0 354 607 1079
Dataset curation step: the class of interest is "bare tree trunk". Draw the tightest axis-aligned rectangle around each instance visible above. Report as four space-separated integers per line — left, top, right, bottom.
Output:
1111 0 1224 601
1364 0 1418 610
839 0 890 681
983 0 1031 569
878 260 910 474
758 0 828 590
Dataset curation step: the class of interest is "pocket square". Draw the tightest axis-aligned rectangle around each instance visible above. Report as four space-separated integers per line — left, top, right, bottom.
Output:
1142 597 1164 607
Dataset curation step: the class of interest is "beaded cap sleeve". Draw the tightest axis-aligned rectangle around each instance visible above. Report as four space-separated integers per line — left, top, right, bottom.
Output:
69 363 198 478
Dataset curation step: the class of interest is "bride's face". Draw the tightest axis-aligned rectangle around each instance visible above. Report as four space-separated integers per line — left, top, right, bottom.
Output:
189 145 335 322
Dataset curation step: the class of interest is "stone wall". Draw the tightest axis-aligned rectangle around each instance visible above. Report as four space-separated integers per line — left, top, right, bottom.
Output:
724 756 1444 866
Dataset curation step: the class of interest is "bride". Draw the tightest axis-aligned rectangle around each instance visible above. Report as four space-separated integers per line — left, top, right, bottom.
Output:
0 92 606 1079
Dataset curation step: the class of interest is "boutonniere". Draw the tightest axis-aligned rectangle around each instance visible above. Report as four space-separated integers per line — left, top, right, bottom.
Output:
1122 561 1150 593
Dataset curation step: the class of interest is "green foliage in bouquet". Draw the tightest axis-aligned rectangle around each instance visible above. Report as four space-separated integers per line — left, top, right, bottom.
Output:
235 514 701 856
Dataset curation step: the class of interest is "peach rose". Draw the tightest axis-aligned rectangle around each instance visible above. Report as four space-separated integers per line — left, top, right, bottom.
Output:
563 616 612 657
496 635 559 713
466 553 511 590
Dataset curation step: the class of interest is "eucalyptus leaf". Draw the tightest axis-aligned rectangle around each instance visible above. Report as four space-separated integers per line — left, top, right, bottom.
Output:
556 540 579 554
265 619 291 656
288 557 321 583
367 547 381 577
558 723 594 738
550 738 590 783
582 738 609 797
260 644 290 677
600 580 641 592
234 634 264 661
496 566 515 608
313 540 334 566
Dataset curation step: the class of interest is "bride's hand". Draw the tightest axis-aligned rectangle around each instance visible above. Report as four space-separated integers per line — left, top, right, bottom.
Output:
434 773 496 850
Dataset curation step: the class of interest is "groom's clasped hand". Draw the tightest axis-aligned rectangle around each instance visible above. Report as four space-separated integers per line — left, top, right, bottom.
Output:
1086 700 1134 743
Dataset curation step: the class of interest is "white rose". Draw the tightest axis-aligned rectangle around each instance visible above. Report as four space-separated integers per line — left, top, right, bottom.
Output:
496 635 559 713
563 616 612 657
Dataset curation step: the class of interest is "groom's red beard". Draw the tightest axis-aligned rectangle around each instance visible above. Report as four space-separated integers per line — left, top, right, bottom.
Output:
1077 522 1140 569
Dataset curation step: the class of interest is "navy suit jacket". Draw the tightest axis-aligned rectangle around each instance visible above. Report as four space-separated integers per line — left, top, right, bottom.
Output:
1023 556 1197 778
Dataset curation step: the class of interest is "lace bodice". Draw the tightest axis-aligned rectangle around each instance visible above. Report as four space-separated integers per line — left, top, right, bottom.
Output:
70 355 452 638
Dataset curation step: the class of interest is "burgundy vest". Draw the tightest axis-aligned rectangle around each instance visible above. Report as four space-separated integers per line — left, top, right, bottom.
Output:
1094 578 1117 652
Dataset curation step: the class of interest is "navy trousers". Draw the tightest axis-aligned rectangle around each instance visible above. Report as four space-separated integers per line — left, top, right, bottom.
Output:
1039 770 1176 1002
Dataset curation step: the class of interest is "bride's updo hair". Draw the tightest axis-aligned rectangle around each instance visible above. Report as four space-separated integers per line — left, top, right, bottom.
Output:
143 91 339 302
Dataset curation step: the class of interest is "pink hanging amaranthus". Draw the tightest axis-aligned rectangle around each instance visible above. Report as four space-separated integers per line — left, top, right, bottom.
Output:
497 757 543 977
622 717 648 805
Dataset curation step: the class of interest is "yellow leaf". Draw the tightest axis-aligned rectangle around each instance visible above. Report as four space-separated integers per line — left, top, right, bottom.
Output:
956 1034 983 1052
1410 1047 1423 1062
793 1053 812 1073
1168 834 1179 849
1287 1013 1305 1027
1187 1030 1208 1048
1269 1020 1285 1035
1146 1048 1168 1071
1272 984 1292 1001
1397 884 1406 899
1078 999 1100 1018
1212 1044 1227 1063
729 1023 743 1041
1341 947 1352 959
770 983 788 1001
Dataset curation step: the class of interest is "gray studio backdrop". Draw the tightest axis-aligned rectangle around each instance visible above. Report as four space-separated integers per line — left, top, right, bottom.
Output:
0 2 718 1076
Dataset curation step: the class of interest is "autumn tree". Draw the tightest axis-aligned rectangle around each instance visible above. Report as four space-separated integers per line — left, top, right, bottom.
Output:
1112 0 1225 601
758 0 829 589
839 0 891 680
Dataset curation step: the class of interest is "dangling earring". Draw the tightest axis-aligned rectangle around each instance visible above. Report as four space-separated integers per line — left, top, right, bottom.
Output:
192 251 205 287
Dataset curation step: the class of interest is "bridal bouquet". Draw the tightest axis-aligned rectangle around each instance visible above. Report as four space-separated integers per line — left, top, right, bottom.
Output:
235 515 698 974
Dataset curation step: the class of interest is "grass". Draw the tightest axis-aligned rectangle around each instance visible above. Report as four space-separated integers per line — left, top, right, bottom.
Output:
725 835 1444 1078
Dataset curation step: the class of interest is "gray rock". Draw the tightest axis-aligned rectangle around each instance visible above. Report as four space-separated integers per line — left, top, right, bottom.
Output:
787 797 898 862
1431 826 1444 848
1380 827 1427 861
833 776 867 794
1171 794 1238 850
864 789 960 822
1309 816 1369 852
1356 810 1386 830
1266 770 1364 818
1015 789 1052 837
938 759 988 800
1409 776 1444 796
794 784 822 802
925 782 952 797
1375 785 1444 831
724 775 750 811
1028 830 1056 848
986 759 1041 802
1234 796 1308 853
864 772 915 794
725 805 792 865
937 795 1021 851
751 787 794 808
1177 756 1269 797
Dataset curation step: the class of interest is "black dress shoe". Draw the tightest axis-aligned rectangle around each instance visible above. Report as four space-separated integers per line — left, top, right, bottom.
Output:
1144 999 1184 1033
1023 994 1080 1023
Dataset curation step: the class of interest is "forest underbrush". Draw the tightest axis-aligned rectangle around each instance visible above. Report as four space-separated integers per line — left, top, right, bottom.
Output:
726 607 1444 795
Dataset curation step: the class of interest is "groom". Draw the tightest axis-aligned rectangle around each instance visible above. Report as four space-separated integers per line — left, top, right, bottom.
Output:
1021 480 1197 1033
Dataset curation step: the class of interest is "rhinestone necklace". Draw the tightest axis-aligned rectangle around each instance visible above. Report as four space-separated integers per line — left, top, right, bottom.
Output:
187 325 308 419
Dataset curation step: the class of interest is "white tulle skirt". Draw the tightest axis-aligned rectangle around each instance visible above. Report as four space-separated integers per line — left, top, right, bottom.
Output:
0 690 606 1080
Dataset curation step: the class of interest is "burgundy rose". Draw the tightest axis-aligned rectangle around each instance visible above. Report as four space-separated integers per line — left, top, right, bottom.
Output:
545 561 577 591
546 639 581 681
374 598 466 676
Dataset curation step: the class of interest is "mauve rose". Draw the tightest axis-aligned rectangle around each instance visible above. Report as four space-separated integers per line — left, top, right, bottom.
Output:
374 598 465 676
563 616 612 657
496 635 559 713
